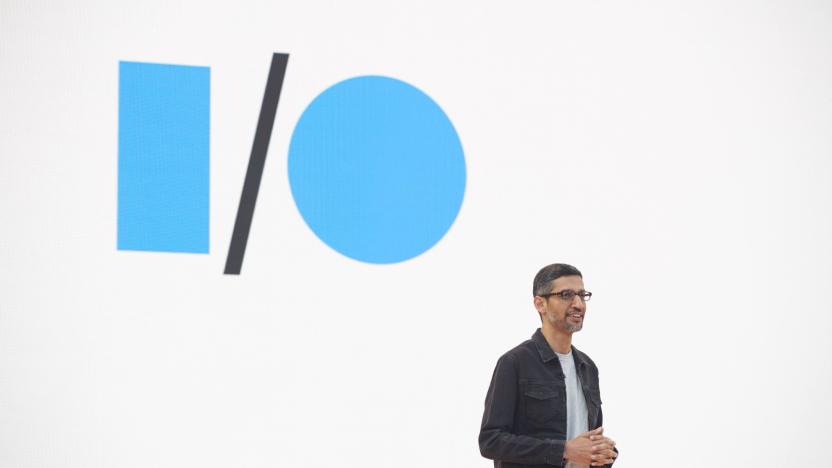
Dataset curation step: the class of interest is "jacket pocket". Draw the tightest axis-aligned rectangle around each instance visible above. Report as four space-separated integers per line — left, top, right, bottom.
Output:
523 383 563 430
587 390 602 406
586 389 602 428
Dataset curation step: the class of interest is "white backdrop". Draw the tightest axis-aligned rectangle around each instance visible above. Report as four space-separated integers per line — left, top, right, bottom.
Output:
2 1 832 467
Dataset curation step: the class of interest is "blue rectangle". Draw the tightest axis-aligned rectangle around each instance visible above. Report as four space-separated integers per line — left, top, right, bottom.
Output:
118 61 210 253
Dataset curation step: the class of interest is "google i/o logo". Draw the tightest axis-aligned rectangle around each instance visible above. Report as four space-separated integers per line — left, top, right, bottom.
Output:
118 53 466 274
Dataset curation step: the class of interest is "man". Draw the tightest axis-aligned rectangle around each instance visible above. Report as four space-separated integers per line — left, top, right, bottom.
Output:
479 263 618 468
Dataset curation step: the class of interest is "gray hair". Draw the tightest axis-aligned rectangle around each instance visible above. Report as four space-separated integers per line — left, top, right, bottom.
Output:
532 263 583 296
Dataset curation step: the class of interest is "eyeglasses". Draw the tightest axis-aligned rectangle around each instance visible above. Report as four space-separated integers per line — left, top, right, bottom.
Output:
539 289 593 302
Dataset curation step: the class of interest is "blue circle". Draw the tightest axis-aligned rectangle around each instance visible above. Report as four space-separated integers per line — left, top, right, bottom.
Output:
288 76 466 264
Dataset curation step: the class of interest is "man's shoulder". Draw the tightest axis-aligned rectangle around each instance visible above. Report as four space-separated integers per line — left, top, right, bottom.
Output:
497 337 539 364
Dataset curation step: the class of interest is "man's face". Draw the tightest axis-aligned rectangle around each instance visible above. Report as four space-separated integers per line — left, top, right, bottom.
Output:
536 275 587 334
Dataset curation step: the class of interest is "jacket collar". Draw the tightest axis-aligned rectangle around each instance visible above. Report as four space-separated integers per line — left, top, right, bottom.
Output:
531 328 589 368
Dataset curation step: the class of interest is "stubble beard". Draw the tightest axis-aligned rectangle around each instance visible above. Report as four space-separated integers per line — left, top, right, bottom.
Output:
546 310 583 333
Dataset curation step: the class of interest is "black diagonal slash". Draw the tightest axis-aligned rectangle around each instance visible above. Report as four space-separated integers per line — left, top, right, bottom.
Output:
224 53 289 275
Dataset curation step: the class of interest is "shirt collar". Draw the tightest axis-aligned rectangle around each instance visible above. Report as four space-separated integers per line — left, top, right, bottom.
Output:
532 328 557 362
531 328 589 368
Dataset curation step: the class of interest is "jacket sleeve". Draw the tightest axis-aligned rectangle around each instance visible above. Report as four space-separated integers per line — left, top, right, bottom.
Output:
479 354 566 466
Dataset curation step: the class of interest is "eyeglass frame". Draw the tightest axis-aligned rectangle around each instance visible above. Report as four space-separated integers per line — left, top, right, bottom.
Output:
538 289 593 302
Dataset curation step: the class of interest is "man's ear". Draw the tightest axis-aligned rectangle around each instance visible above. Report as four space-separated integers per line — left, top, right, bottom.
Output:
533 296 545 315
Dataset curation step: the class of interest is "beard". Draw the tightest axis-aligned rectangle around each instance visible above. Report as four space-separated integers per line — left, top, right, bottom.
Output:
546 310 583 333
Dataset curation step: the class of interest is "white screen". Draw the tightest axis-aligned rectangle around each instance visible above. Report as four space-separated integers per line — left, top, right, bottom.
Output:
2 1 831 467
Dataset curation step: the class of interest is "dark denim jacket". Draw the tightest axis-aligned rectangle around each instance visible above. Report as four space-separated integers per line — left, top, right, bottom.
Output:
479 329 615 467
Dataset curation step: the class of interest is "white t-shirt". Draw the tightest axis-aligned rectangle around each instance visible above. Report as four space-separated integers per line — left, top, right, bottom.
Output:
556 350 589 468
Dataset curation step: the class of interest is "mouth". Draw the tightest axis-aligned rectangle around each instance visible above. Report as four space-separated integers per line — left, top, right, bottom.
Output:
568 313 584 321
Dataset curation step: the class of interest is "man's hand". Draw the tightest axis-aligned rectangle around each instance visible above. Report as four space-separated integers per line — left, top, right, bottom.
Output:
563 426 618 466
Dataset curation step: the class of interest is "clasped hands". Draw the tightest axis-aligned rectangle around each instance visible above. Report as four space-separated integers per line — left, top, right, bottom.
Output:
563 426 617 466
